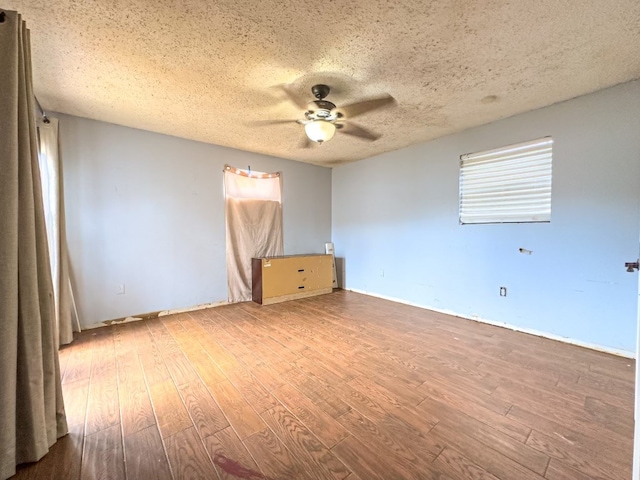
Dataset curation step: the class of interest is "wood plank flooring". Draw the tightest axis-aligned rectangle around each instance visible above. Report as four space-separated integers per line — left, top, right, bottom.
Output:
12 290 635 479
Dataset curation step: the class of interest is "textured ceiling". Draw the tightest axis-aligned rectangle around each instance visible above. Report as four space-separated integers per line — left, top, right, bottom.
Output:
6 0 640 165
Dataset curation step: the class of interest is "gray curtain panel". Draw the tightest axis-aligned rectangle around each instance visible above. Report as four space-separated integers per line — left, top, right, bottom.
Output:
0 11 68 480
225 198 284 301
224 167 284 302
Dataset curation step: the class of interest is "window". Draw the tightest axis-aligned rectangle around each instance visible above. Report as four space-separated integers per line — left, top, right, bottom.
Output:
459 137 553 224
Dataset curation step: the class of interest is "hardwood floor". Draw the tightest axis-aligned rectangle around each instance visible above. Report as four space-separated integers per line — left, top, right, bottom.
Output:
12 290 634 479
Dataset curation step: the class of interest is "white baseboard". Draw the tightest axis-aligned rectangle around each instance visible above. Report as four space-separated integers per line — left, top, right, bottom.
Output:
156 300 230 317
82 300 229 331
346 288 635 359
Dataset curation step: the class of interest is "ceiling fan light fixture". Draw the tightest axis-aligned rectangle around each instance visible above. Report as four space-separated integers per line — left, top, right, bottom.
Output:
304 120 336 143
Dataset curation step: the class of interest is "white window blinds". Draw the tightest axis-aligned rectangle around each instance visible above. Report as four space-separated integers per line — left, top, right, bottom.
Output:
459 137 553 224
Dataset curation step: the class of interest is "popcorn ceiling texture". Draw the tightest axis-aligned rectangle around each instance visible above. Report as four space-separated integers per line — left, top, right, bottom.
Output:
5 0 640 165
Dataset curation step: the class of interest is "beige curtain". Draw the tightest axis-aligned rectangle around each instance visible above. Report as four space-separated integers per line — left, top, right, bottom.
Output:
37 117 81 345
0 11 68 480
224 165 284 302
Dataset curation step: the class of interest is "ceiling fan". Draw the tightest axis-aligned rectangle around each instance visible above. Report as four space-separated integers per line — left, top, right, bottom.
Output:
258 84 396 147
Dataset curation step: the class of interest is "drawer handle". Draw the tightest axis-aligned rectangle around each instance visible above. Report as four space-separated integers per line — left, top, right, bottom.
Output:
298 286 305 289
298 269 305 272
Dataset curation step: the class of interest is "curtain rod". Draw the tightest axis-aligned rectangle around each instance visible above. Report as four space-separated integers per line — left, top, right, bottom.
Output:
35 96 50 124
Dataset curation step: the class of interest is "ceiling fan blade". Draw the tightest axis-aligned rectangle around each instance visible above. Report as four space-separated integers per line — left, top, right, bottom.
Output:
275 84 311 110
247 119 301 127
338 95 396 119
299 135 313 149
339 122 381 141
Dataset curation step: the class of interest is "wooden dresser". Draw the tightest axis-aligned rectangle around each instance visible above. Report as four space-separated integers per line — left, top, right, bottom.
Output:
252 254 333 305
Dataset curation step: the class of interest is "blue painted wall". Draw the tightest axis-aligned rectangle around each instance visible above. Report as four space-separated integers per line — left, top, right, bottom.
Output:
332 80 640 353
59 115 332 327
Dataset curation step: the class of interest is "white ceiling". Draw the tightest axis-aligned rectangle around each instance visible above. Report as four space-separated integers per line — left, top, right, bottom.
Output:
6 0 640 166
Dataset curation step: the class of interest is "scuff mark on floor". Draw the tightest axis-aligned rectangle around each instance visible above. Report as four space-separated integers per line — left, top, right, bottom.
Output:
213 454 273 480
553 432 574 445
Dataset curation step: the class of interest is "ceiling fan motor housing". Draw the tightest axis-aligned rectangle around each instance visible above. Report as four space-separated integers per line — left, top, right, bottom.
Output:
313 100 336 118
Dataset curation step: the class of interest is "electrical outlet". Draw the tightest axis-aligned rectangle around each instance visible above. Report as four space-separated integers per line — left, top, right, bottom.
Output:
117 284 126 295
500 286 507 297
